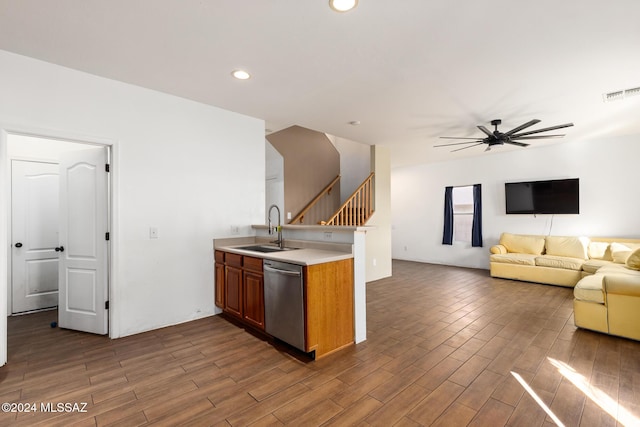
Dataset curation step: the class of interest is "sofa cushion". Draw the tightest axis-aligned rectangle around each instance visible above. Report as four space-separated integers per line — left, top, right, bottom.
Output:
574 275 604 304
490 253 537 266
588 241 612 260
545 236 589 259
490 245 507 255
625 248 640 271
610 242 640 264
535 255 585 271
582 259 614 274
596 263 640 277
500 233 546 255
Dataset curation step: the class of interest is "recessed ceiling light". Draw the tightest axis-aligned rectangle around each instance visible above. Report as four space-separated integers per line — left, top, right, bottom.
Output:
231 69 251 80
329 0 358 12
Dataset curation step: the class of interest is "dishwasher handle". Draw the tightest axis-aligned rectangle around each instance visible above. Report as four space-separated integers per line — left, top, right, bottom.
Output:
264 265 302 277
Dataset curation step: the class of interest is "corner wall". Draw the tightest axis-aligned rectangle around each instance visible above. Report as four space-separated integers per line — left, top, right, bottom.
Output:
365 145 392 282
267 126 340 225
391 135 640 269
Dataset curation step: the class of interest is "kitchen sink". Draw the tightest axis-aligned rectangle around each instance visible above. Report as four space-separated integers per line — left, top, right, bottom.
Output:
236 245 298 253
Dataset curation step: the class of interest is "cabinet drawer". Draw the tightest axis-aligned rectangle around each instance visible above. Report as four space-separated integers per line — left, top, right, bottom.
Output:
214 250 225 263
226 252 243 268
244 256 263 273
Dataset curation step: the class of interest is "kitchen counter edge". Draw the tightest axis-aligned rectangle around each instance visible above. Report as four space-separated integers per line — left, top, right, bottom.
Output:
213 237 353 266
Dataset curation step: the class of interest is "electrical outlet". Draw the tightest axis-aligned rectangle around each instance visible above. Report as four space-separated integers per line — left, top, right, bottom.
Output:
230 225 240 235
287 212 292 220
324 231 332 240
373 258 377 266
149 227 158 239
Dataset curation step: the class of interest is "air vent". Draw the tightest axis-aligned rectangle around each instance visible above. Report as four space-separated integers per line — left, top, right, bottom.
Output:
603 90 624 102
625 86 640 98
603 86 640 102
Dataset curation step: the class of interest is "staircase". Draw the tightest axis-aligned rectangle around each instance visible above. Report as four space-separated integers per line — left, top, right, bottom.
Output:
289 173 375 226
322 172 375 226
289 175 341 225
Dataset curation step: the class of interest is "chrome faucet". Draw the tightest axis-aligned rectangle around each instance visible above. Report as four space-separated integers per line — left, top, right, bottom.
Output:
268 204 284 249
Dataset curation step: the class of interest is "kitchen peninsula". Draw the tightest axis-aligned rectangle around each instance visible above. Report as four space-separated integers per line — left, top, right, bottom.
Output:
214 224 369 359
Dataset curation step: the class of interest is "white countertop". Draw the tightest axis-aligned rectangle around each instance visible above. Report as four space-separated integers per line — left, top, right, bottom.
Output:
214 237 353 266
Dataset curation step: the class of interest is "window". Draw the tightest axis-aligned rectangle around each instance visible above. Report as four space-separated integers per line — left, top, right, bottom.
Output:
452 186 474 242
442 184 483 247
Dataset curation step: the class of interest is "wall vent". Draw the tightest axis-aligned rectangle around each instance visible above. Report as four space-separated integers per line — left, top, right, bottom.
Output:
603 86 640 102
624 86 640 98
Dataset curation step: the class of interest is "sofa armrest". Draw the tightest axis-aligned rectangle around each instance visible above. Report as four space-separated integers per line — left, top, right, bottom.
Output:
490 245 507 255
603 274 640 297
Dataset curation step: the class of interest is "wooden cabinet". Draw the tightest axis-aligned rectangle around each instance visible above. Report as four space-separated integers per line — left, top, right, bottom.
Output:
214 251 225 308
304 258 354 358
216 250 265 331
223 253 244 319
243 256 264 329
225 265 243 319
243 268 264 329
214 247 353 357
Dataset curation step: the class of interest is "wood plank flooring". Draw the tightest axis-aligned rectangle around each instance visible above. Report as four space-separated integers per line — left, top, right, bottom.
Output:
1 260 639 426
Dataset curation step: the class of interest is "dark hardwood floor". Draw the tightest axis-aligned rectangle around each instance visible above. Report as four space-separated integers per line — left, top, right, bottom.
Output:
1 260 639 426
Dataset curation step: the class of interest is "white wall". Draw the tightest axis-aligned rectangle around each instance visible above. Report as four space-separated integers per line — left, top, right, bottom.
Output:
366 145 392 281
0 50 265 358
265 140 285 224
329 135 371 203
8 134 90 160
391 135 640 269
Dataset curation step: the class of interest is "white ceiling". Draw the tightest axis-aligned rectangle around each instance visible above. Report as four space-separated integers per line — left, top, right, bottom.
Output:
1 0 640 167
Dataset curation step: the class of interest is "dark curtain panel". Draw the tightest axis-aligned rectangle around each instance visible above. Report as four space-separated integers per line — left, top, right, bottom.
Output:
472 183 483 247
442 186 453 245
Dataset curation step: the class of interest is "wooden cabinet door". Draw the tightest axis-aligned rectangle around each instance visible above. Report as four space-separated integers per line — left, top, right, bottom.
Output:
224 265 243 318
215 262 225 308
243 270 264 330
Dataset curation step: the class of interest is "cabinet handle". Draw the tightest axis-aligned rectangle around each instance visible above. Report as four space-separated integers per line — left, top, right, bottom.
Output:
55 246 65 252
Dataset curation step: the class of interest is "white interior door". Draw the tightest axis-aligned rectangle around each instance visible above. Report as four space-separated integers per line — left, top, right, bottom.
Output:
11 160 60 313
58 147 109 334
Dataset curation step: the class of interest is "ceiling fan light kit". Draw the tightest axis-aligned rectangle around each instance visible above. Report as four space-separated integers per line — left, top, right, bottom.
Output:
435 119 574 152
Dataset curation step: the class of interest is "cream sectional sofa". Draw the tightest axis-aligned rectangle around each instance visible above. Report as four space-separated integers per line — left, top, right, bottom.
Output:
490 233 640 341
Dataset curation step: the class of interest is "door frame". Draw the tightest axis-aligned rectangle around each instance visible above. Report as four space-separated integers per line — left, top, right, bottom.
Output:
0 124 118 366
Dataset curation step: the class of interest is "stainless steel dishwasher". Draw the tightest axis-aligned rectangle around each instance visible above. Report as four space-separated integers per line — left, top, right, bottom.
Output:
263 260 305 352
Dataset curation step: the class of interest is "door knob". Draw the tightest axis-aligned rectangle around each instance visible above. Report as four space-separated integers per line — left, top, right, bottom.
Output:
15 242 22 248
55 246 65 252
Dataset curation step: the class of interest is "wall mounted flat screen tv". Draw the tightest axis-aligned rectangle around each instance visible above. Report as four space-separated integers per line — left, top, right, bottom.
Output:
505 178 579 214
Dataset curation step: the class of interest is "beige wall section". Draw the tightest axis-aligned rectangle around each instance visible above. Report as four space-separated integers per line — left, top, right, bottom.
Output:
366 145 392 282
267 126 340 225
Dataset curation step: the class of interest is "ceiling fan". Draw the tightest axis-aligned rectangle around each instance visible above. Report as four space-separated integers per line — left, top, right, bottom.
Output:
435 119 574 152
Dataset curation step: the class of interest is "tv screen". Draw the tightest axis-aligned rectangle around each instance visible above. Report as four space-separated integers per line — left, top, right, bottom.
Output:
505 178 579 214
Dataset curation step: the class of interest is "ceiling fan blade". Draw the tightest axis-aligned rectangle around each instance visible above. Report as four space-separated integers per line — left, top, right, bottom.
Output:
504 141 530 147
511 123 574 138
477 126 493 137
503 119 541 136
512 134 565 140
434 140 484 147
439 136 485 140
451 142 485 152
